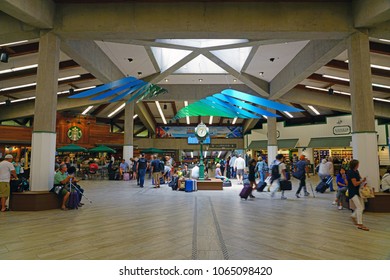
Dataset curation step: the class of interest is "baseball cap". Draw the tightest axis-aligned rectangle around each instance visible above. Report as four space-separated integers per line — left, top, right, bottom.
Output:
5 154 13 159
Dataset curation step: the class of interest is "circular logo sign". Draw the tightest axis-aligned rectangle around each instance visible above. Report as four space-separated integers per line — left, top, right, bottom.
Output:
67 126 82 141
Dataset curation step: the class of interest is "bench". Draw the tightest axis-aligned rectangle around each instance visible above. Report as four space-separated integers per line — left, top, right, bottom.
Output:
365 192 390 212
196 179 223 190
10 191 60 211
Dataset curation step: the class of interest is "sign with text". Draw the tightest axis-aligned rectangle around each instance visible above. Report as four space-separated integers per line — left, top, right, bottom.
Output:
156 126 242 138
333 125 351 135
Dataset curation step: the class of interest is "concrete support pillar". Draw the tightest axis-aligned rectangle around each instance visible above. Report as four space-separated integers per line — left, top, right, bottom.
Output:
123 101 135 163
348 31 380 191
267 112 278 165
30 32 60 191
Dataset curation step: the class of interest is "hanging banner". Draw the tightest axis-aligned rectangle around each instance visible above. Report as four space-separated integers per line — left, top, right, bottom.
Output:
156 126 243 138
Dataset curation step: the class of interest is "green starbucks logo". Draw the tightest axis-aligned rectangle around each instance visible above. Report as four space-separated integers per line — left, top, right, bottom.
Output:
67 126 82 141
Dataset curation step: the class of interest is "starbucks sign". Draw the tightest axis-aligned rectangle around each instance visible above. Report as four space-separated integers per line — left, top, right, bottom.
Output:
67 126 83 141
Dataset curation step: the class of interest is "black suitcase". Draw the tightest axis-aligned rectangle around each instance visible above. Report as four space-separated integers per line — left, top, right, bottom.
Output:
256 181 267 192
280 180 292 191
316 181 328 193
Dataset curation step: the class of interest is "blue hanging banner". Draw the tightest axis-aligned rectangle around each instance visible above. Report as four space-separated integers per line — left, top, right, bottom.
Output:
204 96 260 119
213 93 279 117
221 89 302 112
69 76 137 99
109 81 147 102
90 80 142 100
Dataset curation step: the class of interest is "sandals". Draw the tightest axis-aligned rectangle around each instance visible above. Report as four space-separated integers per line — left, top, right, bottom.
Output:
1 207 9 212
357 225 369 231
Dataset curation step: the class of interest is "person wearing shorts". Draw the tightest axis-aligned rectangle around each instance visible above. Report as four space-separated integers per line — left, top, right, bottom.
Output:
0 154 18 212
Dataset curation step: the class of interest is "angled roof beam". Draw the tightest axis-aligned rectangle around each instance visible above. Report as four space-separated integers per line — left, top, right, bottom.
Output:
61 39 124 84
0 0 55 29
353 0 390 28
269 39 347 100
135 101 155 135
203 51 269 97
0 13 39 45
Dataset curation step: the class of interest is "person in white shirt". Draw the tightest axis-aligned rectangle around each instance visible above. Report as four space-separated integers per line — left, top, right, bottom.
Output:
0 154 18 212
270 154 288 200
233 154 246 184
191 165 200 179
229 154 237 179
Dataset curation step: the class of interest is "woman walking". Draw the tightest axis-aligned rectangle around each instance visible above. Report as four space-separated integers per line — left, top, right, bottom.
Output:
347 159 369 231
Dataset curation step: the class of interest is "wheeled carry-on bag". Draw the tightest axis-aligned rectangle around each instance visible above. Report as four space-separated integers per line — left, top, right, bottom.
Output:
123 173 130 181
239 180 252 200
256 181 267 192
185 179 197 192
280 180 292 191
316 181 328 193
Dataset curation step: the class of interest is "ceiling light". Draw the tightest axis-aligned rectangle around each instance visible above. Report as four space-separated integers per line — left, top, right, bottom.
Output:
305 85 328 92
262 115 268 119
155 101 167 124
108 103 125 118
308 105 320 115
259 72 264 76
164 79 169 82
81 106 94 115
379 39 390 43
133 114 138 119
372 83 390 90
184 101 190 125
232 117 238 125
233 79 237 82
323 74 350 82
373 97 390 103
371 64 390 71
58 75 81 81
217 151 222 158
0 82 36 91
191 152 194 158
127 58 133 62
209 116 213 125
284 111 294 118
198 78 203 82
0 64 38 74
204 151 207 158
0 40 28 47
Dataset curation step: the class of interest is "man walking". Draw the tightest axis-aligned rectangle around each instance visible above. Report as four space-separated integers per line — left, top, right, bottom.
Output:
0 154 18 212
136 153 148 188
233 154 246 184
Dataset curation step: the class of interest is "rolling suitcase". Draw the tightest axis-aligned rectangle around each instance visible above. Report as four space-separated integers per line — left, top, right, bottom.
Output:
185 179 197 192
316 181 328 193
123 172 130 181
222 180 232 187
239 180 252 200
256 181 267 192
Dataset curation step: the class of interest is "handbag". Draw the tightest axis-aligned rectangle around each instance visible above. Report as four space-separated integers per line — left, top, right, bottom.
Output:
359 183 375 198
280 180 292 191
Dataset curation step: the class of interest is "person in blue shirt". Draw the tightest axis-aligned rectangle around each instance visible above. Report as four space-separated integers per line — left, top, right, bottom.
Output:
294 155 310 198
255 157 267 183
334 167 348 209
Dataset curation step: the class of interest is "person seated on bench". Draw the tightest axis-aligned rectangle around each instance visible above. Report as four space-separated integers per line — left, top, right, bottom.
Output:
381 166 390 193
53 164 83 210
67 166 85 205
215 163 228 181
191 164 199 180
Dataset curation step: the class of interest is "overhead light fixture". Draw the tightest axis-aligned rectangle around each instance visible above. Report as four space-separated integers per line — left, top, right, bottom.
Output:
323 74 350 82
233 79 237 82
232 117 238 125
217 151 222 158
308 105 320 115
204 151 207 158
372 83 390 90
373 97 390 103
184 101 190 125
0 64 38 74
0 40 28 47
0 82 36 91
163 104 167 110
259 72 264 76
371 64 390 71
379 39 390 43
81 106 94 115
69 88 75 95
305 85 328 92
155 101 167 124
198 78 203 82
209 116 213 125
328 88 334 95
262 115 268 119
164 79 169 82
284 111 294 118
133 114 138 119
108 103 125 118
191 151 194 158
127 58 133 62
58 75 80 81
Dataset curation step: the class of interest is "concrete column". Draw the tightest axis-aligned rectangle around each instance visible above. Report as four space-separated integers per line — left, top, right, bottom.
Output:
267 112 278 166
30 32 60 191
123 101 135 163
348 31 380 191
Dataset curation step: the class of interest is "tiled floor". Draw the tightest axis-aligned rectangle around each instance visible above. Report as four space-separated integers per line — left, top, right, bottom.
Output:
0 177 389 260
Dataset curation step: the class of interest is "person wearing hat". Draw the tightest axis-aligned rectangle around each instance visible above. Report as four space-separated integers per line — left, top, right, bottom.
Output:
0 154 18 212
294 154 310 198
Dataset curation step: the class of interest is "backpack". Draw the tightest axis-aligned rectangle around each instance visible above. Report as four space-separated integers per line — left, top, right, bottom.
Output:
271 162 281 181
169 176 179 190
159 161 165 173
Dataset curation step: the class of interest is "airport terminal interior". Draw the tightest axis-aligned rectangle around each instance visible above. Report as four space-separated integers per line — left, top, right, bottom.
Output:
0 0 389 260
